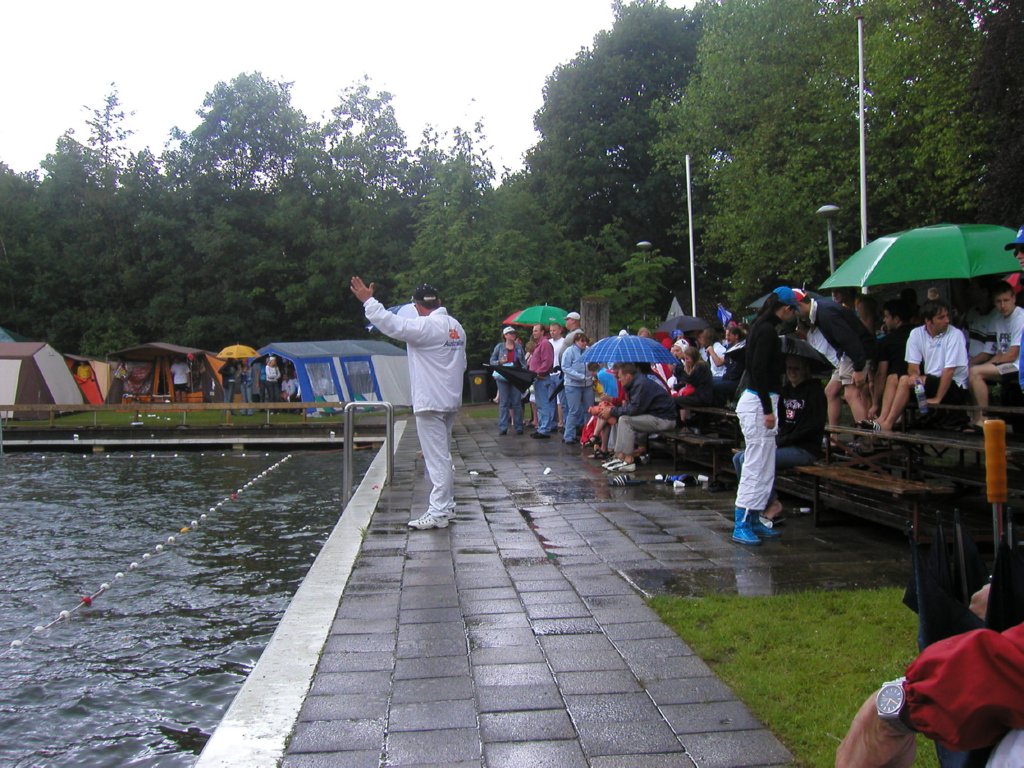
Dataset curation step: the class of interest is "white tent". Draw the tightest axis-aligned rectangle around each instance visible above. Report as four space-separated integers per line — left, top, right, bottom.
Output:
0 342 84 419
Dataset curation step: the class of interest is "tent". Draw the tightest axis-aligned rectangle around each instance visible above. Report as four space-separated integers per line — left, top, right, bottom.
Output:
0 325 32 343
106 342 220 403
64 354 112 405
0 342 84 419
257 340 411 407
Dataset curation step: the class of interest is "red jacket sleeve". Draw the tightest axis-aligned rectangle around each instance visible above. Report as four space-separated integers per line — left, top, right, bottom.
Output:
904 623 1024 751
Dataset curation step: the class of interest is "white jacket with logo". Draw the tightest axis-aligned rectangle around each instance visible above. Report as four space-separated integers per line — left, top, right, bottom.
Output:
363 297 467 413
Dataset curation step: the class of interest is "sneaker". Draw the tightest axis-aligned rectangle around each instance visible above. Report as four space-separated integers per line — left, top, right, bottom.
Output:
408 513 449 530
602 458 626 470
611 462 636 473
531 432 551 440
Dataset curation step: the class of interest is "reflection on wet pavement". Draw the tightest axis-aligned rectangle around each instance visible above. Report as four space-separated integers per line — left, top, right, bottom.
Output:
458 418 918 598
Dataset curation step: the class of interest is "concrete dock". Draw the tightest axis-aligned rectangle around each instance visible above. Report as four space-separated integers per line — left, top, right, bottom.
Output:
198 411 913 767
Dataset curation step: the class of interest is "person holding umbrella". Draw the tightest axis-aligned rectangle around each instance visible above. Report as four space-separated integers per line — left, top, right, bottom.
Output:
731 287 800 546
489 326 526 435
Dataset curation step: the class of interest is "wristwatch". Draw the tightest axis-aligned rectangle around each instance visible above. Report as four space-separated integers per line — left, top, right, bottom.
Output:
876 676 913 733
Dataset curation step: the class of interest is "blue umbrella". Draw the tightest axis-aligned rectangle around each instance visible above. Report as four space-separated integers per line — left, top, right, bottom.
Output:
582 335 677 365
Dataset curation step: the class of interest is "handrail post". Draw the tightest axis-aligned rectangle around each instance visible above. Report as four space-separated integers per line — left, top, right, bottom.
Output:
343 401 394 505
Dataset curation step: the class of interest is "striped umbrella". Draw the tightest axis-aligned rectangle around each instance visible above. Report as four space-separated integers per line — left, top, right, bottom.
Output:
582 335 677 365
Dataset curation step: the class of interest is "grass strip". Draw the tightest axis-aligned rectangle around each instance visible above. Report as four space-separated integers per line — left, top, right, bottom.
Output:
650 588 939 768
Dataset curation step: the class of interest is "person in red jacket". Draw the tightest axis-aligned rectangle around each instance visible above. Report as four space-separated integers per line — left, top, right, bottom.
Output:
837 586 1024 767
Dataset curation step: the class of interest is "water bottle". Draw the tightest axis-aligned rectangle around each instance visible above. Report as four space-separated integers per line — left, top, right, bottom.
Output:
914 380 928 414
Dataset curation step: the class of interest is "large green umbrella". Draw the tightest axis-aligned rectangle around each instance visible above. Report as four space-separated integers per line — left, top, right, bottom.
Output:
503 304 569 327
820 224 1020 290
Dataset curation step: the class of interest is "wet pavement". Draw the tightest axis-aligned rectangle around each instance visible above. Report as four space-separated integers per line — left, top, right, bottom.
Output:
281 412 915 767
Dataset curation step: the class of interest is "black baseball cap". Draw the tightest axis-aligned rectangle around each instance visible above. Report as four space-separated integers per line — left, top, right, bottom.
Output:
412 284 440 303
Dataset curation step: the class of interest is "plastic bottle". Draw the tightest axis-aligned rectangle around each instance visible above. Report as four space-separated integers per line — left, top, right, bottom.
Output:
914 380 929 414
654 474 697 486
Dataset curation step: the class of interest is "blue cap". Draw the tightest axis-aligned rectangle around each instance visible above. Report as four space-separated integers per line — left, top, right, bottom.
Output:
1005 225 1024 251
773 286 800 308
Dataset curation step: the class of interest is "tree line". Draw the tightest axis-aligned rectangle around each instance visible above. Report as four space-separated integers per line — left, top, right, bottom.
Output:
0 0 1020 367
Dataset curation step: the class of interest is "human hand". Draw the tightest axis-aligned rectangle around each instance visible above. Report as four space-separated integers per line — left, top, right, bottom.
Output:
764 413 776 430
835 691 916 768
868 404 879 420
350 276 375 303
853 370 867 387
969 583 990 620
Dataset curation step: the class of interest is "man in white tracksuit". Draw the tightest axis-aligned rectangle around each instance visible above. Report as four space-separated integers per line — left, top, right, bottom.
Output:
350 277 467 530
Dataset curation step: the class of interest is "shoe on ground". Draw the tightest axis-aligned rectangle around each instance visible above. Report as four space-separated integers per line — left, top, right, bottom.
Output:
611 462 636 473
499 430 507 436
515 430 523 435
408 513 449 530
602 458 626 470
531 431 551 439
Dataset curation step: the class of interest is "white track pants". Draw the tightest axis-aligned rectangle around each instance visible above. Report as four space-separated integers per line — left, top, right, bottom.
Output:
734 390 779 512
416 410 457 517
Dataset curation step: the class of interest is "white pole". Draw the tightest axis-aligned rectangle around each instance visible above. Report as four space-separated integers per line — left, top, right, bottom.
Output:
686 154 697 316
857 15 868 248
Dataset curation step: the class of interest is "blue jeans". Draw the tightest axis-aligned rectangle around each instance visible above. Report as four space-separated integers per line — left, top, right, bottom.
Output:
533 376 557 434
563 385 593 443
733 444 816 505
496 377 524 433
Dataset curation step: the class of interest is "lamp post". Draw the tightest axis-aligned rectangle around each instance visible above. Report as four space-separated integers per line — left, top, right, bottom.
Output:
816 204 839 274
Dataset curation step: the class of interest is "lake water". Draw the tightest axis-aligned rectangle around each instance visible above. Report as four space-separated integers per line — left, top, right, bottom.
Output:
0 448 370 767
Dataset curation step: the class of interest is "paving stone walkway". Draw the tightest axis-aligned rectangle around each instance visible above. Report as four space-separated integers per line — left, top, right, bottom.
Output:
282 413 911 767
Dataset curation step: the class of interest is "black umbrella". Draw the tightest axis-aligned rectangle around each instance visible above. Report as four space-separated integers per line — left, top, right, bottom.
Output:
482 363 536 393
657 314 709 335
780 334 835 375
986 534 1024 632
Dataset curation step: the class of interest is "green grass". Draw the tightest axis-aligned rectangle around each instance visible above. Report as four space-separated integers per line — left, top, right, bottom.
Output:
650 589 940 768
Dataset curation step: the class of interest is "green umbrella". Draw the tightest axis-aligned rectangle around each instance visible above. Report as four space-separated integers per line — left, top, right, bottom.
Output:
820 224 1020 289
503 304 569 326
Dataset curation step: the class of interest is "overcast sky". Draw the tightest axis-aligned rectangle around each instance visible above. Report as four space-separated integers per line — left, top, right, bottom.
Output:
1 1 640 176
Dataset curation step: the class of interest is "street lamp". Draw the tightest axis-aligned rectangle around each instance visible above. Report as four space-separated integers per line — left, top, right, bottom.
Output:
816 204 840 274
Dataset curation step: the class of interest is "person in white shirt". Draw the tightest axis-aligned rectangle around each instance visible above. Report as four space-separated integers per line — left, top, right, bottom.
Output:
968 281 1024 429
874 299 968 432
351 276 467 530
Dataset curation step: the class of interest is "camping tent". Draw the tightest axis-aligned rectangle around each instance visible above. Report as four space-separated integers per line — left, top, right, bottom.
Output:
257 340 411 407
64 354 112 404
106 342 220 403
0 342 84 419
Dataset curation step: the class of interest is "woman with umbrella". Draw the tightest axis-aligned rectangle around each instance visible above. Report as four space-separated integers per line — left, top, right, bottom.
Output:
731 287 800 546
489 326 527 435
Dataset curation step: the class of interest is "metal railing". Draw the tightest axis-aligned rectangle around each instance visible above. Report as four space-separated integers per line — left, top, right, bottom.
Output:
343 401 394 505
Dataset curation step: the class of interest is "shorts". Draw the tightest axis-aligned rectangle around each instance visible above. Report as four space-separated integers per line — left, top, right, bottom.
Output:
923 375 966 405
831 356 872 386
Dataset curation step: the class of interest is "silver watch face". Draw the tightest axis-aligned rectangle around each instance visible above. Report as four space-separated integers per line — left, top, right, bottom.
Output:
877 682 904 716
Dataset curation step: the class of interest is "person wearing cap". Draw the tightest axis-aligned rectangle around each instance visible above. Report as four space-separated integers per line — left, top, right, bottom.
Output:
350 276 467 530
489 326 526 435
730 287 797 546
796 288 876 426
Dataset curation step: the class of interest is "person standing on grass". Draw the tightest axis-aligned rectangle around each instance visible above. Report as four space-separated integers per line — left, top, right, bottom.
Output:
351 277 467 530
731 287 798 546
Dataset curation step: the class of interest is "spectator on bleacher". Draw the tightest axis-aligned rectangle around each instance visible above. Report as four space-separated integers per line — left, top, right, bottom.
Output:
731 287 798 546
734 354 826 527
712 324 746 406
803 315 843 429
868 299 915 427
673 345 714 429
700 327 728 379
968 280 1024 430
872 299 968 432
965 278 997 362
598 363 677 474
797 291 876 426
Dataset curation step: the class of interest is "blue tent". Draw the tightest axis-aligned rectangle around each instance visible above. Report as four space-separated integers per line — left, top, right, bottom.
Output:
257 340 411 407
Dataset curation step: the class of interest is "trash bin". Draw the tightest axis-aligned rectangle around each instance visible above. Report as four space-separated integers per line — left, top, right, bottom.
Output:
467 370 489 403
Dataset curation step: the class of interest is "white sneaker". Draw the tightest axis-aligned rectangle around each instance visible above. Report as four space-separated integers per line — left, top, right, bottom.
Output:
611 462 636 473
408 513 449 530
602 458 626 470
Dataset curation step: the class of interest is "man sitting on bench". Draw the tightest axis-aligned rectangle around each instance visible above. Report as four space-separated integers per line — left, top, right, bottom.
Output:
871 299 968 433
967 280 1023 430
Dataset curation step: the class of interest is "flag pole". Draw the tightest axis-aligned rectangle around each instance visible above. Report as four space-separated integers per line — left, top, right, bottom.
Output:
857 15 868 248
686 154 697 316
